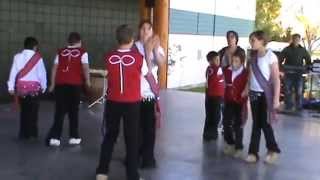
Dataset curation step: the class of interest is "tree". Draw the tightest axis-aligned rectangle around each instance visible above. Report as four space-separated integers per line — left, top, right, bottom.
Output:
296 12 320 55
255 0 285 41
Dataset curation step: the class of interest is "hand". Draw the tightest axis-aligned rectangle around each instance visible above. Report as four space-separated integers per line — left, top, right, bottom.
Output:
85 81 91 89
153 35 161 49
48 84 55 93
241 89 248 98
8 90 14 95
273 99 280 110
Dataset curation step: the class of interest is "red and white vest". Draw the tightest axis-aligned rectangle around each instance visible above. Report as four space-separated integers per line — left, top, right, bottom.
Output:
206 65 225 97
55 47 86 85
223 66 248 104
105 49 143 102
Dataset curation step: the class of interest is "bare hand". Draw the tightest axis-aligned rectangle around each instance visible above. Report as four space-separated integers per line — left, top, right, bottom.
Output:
49 85 55 93
273 99 280 110
241 89 248 98
8 90 15 95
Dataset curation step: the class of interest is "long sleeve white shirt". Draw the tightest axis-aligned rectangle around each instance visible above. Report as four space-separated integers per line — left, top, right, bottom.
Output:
7 49 47 92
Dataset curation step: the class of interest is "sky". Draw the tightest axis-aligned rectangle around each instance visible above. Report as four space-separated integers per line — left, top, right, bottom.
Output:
279 0 320 34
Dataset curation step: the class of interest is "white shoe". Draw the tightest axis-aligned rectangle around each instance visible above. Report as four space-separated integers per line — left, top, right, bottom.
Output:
69 138 82 145
264 152 279 164
223 144 235 155
49 139 61 147
233 150 244 159
96 174 108 180
245 154 258 163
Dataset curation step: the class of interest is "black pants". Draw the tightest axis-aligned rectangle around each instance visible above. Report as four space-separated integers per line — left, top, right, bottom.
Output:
248 91 281 157
19 95 39 139
203 96 222 139
140 99 156 164
223 102 243 150
47 85 81 140
96 101 141 180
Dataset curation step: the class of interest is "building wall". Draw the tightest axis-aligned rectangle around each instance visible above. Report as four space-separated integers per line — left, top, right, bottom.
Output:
168 0 256 88
0 0 139 98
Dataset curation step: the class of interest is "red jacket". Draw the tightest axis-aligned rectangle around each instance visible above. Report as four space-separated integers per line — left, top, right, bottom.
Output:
206 65 225 97
105 49 143 102
223 66 248 104
55 47 86 85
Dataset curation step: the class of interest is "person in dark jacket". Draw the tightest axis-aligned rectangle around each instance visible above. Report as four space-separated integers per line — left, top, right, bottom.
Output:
280 34 312 112
219 30 246 68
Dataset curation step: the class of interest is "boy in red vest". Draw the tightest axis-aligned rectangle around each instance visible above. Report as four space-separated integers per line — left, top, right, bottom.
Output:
203 51 224 141
46 32 91 147
96 25 143 180
222 48 248 158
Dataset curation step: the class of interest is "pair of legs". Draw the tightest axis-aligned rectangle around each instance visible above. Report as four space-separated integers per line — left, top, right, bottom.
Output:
139 99 157 168
203 96 222 141
248 91 281 158
284 73 304 111
19 95 39 139
47 85 81 141
96 101 141 180
223 102 243 150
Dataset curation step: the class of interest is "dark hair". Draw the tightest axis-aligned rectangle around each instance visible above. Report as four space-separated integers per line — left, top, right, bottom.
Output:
116 24 134 45
292 33 301 39
68 32 81 45
249 30 269 46
24 37 39 50
232 48 246 63
139 19 153 30
206 51 219 62
226 30 239 44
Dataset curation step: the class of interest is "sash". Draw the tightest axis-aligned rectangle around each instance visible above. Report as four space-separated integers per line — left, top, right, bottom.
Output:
251 51 277 124
133 43 162 128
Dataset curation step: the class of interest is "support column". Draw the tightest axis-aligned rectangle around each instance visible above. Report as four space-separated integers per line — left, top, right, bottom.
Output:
139 0 151 21
153 0 169 89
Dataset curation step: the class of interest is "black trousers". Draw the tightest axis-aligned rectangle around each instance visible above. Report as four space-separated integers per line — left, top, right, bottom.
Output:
47 85 81 140
96 101 141 180
140 99 156 164
223 102 243 150
19 95 39 139
248 91 281 157
203 96 222 139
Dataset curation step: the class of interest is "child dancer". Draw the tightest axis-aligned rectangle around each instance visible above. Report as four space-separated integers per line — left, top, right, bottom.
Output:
245 30 281 164
7 37 47 140
134 20 165 169
222 48 248 157
96 25 143 180
46 32 91 146
203 51 224 141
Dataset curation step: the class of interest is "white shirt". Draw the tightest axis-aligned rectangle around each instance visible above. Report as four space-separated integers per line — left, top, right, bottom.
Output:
53 45 89 64
135 41 165 98
7 49 47 92
250 49 277 92
232 66 244 82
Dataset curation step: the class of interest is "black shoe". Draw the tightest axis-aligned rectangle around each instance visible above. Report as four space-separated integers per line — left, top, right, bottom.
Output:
203 133 218 142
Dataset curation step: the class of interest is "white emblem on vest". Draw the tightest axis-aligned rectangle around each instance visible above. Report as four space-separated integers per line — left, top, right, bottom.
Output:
108 55 136 94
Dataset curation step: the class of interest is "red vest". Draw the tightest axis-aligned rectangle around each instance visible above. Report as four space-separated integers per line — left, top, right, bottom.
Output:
105 49 143 102
206 65 225 97
223 66 248 104
55 47 86 85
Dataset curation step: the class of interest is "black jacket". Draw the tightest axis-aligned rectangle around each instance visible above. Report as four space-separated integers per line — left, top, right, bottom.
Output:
280 44 311 73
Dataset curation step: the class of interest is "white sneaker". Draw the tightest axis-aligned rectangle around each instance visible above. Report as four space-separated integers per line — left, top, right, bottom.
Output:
233 150 244 159
264 152 279 164
96 174 108 180
223 144 235 155
69 138 82 145
49 139 61 147
245 154 258 163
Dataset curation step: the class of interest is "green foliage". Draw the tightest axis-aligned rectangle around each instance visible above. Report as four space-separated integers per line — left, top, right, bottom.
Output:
255 0 286 41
